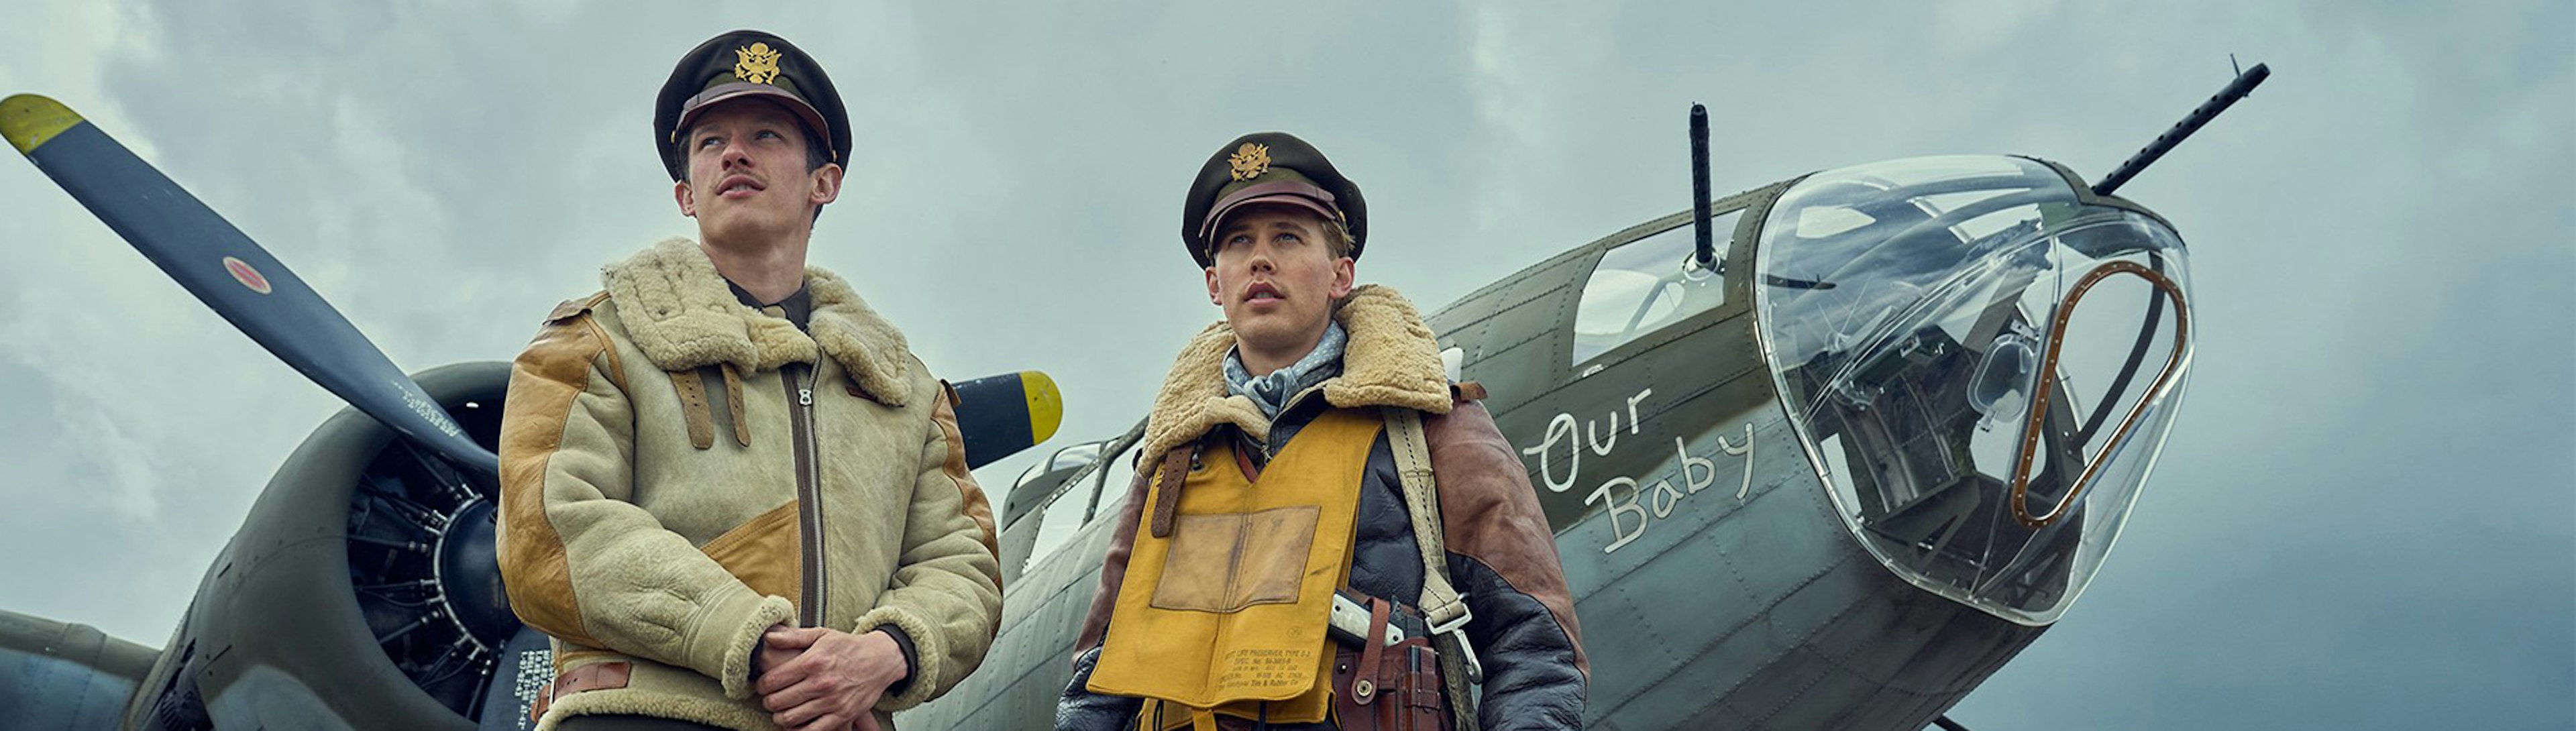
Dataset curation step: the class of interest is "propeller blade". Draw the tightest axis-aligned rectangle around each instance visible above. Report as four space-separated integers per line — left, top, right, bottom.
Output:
1 94 498 475
949 370 1063 469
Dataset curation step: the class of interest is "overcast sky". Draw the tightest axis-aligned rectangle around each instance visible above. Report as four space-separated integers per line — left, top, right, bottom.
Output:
0 1 2567 729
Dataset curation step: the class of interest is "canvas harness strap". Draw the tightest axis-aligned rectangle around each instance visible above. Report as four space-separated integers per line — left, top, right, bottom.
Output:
1383 406 1483 731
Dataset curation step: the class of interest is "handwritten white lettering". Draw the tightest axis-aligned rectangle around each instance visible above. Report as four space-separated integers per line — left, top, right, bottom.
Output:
1587 412 1619 456
1523 412 1580 493
1626 388 1653 435
1646 477 1684 518
1677 437 1716 494
1719 422 1756 500
1521 388 1762 554
1585 477 1648 553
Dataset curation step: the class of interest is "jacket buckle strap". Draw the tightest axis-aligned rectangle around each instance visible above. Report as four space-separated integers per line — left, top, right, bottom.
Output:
720 364 751 447
1427 604 1482 684
669 369 716 450
528 661 632 722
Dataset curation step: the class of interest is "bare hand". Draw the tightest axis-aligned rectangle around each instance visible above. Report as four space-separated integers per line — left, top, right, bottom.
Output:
753 623 802 679
754 627 907 731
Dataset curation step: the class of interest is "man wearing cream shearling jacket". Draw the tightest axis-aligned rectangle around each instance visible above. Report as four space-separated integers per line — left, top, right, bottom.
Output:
498 30 999 731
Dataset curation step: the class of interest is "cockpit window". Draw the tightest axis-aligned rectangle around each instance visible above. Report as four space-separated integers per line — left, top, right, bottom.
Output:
1014 435 1141 562
1020 442 1106 486
1755 156 2193 625
1572 209 1742 366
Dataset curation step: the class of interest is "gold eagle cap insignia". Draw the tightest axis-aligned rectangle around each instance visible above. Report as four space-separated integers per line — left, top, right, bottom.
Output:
735 42 784 85
1228 142 1271 181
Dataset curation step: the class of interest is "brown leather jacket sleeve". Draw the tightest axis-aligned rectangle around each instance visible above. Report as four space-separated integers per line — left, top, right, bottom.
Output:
1428 399 1589 728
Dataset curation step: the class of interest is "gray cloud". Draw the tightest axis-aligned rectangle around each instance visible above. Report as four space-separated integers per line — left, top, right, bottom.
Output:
0 1 2565 728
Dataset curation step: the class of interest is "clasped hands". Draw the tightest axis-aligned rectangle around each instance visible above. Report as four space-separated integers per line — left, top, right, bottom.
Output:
753 623 908 731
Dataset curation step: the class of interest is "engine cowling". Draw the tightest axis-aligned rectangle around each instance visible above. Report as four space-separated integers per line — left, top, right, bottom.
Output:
136 361 515 730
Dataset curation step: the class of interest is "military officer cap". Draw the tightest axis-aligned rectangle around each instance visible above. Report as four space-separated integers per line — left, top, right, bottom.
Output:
654 30 851 181
1182 131 1368 268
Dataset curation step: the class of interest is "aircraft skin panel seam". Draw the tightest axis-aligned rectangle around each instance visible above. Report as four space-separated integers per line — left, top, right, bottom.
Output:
1562 447 1833 613
1428 275 1586 349
993 553 1093 627
956 634 1081 712
1434 251 1591 317
1427 268 1585 328
1594 587 1830 726
1574 305 1754 376
1544 274 1578 380
1762 595 1965 730
1587 523 1866 718
1562 441 1832 620
1012 528 1114 598
1600 551 1879 726
1566 314 1764 406
1451 290 1580 377
1422 249 1603 325
923 634 1072 722
1491 349 1766 431
1429 251 1589 317
986 576 1091 657
1815 581 2045 724
1814 590 1981 698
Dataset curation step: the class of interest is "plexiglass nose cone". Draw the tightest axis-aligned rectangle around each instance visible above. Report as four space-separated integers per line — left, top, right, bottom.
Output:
1754 156 2194 624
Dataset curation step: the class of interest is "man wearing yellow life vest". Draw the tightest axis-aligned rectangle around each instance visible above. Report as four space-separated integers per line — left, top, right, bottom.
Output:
1056 133 1587 731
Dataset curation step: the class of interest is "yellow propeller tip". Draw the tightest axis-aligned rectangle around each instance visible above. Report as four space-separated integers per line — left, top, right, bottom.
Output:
1 94 83 155
1019 371 1063 445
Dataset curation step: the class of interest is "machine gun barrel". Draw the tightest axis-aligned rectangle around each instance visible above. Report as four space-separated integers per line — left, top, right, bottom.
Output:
1689 103 1715 266
2092 62 2270 196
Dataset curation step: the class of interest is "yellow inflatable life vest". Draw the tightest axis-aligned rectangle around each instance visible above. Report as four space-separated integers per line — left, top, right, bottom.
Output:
1089 408 1382 730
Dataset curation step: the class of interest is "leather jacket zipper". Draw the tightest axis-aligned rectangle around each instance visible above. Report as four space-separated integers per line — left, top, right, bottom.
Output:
786 363 826 626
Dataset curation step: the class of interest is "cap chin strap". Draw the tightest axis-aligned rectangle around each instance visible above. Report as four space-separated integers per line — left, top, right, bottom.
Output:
1385 406 1482 730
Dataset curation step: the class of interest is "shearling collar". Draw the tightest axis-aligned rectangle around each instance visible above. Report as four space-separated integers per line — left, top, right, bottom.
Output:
1140 284 1451 459
601 237 915 406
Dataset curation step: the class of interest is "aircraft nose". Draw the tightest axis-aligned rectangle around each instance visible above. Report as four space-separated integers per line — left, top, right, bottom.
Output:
1751 155 2193 625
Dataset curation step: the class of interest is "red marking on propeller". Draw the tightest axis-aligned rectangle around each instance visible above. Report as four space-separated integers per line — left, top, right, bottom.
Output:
223 256 272 294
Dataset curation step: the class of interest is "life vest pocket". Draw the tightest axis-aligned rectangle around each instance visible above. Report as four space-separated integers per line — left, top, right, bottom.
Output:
1148 506 1320 613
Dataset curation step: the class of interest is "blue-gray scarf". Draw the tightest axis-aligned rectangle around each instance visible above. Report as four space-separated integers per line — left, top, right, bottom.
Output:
1224 321 1347 420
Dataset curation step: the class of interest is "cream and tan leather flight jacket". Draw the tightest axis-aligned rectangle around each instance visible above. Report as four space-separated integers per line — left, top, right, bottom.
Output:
497 238 1002 730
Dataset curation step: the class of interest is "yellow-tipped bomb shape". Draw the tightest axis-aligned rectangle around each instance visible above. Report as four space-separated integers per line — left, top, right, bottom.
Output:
1020 370 1063 445
1 94 83 155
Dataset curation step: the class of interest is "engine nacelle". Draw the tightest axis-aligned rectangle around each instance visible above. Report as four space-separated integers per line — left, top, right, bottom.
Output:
131 361 513 730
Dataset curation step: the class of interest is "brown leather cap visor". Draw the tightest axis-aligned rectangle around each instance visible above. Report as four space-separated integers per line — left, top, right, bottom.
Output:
672 82 835 160
1195 178 1344 254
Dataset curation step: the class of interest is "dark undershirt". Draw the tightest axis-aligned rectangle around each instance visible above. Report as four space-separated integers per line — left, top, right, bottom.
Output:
727 280 812 331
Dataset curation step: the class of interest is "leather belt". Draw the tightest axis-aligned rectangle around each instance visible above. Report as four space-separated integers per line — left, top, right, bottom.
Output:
529 661 633 722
